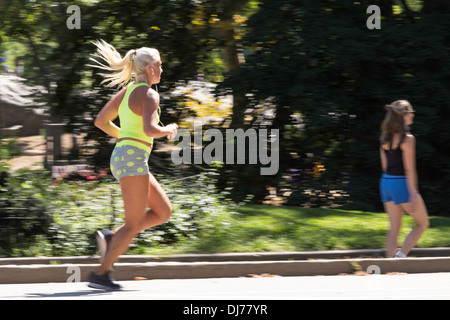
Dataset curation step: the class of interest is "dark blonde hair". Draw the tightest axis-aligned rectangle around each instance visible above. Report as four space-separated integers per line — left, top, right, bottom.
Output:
380 100 412 146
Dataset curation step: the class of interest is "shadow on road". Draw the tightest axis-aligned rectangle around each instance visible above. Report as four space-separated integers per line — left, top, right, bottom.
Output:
25 288 138 299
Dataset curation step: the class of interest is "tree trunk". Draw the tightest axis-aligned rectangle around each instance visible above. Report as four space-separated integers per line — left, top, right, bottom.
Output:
220 20 247 128
217 0 248 129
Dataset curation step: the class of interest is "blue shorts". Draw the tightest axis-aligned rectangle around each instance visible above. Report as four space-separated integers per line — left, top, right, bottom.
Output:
110 144 151 180
380 173 410 205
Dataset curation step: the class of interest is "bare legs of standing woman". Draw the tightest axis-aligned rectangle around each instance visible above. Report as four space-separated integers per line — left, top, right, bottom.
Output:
384 194 429 258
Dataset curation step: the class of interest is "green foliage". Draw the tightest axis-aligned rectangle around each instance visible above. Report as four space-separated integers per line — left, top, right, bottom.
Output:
0 165 52 255
1 0 449 217
43 180 121 256
161 204 450 253
220 0 450 215
131 172 237 253
2 165 450 257
0 136 22 160
0 165 238 257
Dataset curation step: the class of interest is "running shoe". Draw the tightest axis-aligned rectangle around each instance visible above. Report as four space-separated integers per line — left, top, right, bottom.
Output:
96 229 113 262
88 271 122 291
393 251 407 258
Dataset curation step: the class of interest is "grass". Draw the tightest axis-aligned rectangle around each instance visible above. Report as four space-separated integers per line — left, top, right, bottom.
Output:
4 167 449 258
138 204 450 255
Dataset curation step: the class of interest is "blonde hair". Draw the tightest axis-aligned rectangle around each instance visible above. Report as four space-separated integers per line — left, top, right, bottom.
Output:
380 100 412 145
88 39 160 88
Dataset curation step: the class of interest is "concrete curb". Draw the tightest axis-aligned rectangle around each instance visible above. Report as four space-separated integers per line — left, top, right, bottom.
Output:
1 249 449 284
1 247 449 265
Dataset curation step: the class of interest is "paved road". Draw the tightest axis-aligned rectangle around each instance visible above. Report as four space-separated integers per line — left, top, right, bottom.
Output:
1 273 450 300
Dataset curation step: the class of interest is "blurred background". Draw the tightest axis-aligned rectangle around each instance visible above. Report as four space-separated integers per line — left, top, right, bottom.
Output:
0 0 449 257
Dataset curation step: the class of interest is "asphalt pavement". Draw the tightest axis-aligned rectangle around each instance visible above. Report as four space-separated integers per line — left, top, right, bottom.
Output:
1 249 450 302
1 273 450 300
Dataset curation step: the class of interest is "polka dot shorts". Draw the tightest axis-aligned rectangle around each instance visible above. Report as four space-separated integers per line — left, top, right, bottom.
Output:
110 145 150 180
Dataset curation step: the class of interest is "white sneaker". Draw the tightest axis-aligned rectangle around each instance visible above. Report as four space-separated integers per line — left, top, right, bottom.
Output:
393 251 407 258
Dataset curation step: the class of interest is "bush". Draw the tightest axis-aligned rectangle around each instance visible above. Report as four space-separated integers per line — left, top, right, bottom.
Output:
0 164 52 255
132 171 237 253
0 135 23 160
43 179 122 256
0 165 239 257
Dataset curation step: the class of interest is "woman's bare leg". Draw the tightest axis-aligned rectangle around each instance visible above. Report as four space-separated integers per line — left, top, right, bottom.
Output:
140 172 172 231
384 201 403 258
399 195 429 255
95 173 171 275
95 174 149 275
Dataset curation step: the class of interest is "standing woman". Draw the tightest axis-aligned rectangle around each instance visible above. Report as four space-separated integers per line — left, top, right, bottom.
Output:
379 100 429 258
88 40 178 290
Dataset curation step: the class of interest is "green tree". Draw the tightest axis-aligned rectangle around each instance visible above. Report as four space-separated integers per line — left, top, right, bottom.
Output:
0 0 227 165
220 0 450 215
2 0 449 216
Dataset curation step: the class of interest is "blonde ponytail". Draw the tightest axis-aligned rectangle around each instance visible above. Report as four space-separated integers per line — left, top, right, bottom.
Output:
89 39 160 88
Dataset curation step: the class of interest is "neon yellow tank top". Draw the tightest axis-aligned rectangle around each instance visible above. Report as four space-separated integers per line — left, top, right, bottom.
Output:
117 83 160 145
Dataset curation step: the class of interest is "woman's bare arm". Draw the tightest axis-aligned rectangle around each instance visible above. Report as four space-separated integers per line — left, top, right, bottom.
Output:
142 88 177 139
94 89 125 138
402 134 419 211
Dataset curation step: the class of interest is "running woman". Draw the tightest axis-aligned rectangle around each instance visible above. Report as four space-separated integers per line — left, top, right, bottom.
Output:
379 100 429 258
88 40 178 290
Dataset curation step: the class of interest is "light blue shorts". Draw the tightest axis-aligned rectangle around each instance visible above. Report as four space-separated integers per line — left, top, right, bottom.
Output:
380 173 410 205
110 144 151 180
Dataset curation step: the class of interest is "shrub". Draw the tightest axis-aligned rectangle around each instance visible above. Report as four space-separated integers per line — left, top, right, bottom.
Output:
0 165 238 257
0 164 52 255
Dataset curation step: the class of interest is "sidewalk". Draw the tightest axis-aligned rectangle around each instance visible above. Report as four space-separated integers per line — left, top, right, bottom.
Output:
3 273 450 300
1 248 449 284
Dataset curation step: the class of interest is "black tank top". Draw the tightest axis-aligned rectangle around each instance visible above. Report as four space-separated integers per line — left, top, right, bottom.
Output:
384 146 405 176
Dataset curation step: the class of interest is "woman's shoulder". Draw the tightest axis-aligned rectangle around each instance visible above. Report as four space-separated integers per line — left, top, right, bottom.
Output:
403 133 415 143
144 87 159 98
401 134 415 150
132 85 159 102
144 87 160 105
133 86 159 112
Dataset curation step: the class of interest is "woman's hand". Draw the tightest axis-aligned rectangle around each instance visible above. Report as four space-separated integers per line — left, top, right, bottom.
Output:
166 123 178 141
